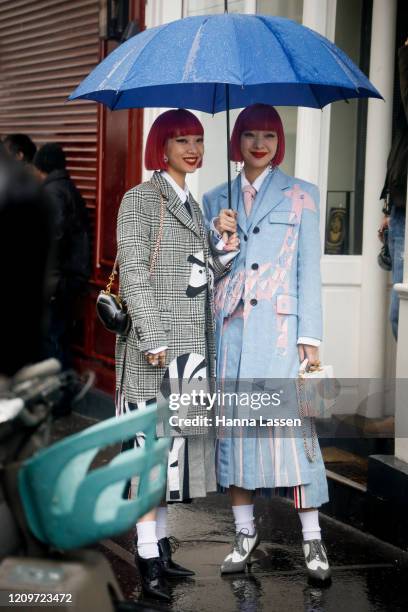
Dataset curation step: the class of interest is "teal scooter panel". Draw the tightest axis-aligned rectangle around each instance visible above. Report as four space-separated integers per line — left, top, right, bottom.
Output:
18 405 170 550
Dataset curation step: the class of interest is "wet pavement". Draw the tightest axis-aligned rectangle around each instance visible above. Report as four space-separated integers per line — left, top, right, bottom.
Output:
55 414 408 612
101 493 408 612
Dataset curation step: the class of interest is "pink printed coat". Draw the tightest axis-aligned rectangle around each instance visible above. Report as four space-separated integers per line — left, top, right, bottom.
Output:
203 167 323 381
202 169 328 504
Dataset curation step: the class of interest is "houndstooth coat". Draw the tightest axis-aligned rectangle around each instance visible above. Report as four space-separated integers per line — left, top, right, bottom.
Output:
115 171 229 406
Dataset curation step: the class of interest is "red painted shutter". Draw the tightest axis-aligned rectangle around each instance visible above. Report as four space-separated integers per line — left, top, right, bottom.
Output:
0 0 100 232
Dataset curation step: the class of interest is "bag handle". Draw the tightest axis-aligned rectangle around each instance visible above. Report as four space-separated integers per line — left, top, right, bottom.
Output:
105 184 166 293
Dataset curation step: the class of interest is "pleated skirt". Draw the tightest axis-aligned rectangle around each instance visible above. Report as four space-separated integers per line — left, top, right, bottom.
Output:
216 307 329 509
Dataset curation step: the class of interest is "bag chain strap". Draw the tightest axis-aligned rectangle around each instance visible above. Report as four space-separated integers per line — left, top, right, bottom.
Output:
295 377 317 463
105 184 166 293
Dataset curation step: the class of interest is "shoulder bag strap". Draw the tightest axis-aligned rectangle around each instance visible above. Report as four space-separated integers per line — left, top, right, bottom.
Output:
105 184 166 292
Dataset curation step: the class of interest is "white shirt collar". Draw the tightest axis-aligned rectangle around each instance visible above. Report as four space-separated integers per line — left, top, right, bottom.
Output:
241 166 270 193
161 171 189 203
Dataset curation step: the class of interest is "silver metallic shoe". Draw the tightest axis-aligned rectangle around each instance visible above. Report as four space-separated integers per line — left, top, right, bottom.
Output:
302 539 331 582
220 529 260 574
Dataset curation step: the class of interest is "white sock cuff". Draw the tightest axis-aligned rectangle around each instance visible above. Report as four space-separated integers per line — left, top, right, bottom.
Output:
298 510 321 541
136 520 159 559
136 520 158 544
232 504 255 536
156 506 168 541
232 504 254 523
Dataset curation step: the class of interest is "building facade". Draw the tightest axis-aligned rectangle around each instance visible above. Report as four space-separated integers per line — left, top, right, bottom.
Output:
1 0 407 546
0 0 146 393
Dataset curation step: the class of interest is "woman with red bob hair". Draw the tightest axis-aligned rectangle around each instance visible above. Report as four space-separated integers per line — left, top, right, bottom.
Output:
203 104 331 583
115 108 238 601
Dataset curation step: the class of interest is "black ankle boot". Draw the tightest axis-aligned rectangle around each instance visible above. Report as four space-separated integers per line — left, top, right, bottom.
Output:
158 536 195 577
135 555 171 601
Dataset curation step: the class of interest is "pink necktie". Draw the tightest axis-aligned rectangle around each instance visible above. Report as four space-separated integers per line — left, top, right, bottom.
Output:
243 184 256 217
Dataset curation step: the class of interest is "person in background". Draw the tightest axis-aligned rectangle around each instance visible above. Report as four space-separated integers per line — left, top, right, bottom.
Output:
4 133 37 165
33 143 91 369
378 38 408 340
0 155 51 376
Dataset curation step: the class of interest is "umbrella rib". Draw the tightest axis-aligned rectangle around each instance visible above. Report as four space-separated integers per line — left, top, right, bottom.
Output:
230 15 245 86
257 17 302 83
119 19 185 92
112 90 123 110
211 82 218 115
307 83 323 109
305 27 363 90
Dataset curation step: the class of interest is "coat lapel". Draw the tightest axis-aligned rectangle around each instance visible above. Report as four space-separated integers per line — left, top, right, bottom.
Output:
247 168 291 231
151 172 200 238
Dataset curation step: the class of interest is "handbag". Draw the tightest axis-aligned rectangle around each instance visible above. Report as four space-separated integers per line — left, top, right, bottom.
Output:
96 184 166 335
377 228 392 271
296 358 337 462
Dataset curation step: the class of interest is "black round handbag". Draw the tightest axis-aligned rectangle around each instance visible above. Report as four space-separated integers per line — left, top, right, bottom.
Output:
96 276 131 336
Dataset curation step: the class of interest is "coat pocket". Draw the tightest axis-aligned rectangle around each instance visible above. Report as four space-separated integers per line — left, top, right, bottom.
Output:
269 210 298 225
276 293 298 315
132 309 172 344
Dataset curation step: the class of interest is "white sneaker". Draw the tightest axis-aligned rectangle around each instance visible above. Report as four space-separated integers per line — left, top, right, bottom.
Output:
302 539 331 582
220 529 260 574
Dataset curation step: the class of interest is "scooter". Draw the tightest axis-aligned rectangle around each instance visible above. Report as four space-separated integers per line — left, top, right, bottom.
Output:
0 359 169 611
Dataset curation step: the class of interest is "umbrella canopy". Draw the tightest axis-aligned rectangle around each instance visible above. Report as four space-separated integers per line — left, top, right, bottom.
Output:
69 14 382 112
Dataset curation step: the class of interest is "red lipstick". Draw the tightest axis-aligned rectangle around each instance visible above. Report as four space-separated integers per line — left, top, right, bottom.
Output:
251 152 267 159
184 157 198 166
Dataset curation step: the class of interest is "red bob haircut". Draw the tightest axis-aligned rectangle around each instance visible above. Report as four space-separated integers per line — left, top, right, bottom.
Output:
230 104 285 166
145 109 204 171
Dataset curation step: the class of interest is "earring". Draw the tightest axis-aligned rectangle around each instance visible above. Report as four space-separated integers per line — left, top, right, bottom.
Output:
235 161 242 174
164 155 168 163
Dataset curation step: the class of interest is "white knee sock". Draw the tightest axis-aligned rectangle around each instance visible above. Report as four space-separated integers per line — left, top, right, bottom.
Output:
156 506 168 541
232 504 255 536
136 520 159 559
298 510 321 541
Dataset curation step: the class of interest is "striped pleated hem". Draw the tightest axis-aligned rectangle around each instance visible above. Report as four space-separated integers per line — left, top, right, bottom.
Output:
217 483 320 509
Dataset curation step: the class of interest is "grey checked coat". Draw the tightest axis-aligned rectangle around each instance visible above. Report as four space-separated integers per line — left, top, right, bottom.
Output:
115 171 229 405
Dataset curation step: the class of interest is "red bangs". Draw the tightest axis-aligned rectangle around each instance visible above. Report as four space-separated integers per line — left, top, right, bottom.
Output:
230 104 285 166
145 109 204 170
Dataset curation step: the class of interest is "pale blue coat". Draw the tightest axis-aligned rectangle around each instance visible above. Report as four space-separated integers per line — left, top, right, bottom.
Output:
202 168 329 507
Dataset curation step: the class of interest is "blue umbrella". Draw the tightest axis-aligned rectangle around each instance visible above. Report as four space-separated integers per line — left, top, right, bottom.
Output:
69 14 381 111
69 12 382 206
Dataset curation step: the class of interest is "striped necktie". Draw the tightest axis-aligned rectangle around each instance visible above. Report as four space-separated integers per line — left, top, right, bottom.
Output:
242 184 256 217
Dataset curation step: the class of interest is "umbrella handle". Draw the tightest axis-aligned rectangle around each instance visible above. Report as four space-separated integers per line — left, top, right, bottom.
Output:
225 83 232 210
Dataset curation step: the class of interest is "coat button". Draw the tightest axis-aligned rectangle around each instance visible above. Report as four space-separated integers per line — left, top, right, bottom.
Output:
250 298 258 306
251 263 259 270
253 226 260 234
243 235 248 241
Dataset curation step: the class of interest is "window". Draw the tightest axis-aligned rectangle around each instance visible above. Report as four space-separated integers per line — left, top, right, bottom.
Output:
325 0 372 255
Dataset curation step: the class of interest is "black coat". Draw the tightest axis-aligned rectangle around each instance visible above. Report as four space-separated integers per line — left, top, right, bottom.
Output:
43 169 91 297
381 45 408 210
0 160 52 375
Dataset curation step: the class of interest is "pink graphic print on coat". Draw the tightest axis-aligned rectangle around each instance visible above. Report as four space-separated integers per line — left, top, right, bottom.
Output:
216 186 315 355
214 270 246 318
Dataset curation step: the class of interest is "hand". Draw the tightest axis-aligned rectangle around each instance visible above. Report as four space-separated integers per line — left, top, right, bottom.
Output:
144 350 167 367
214 209 237 236
378 215 389 243
223 232 240 252
298 344 320 370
